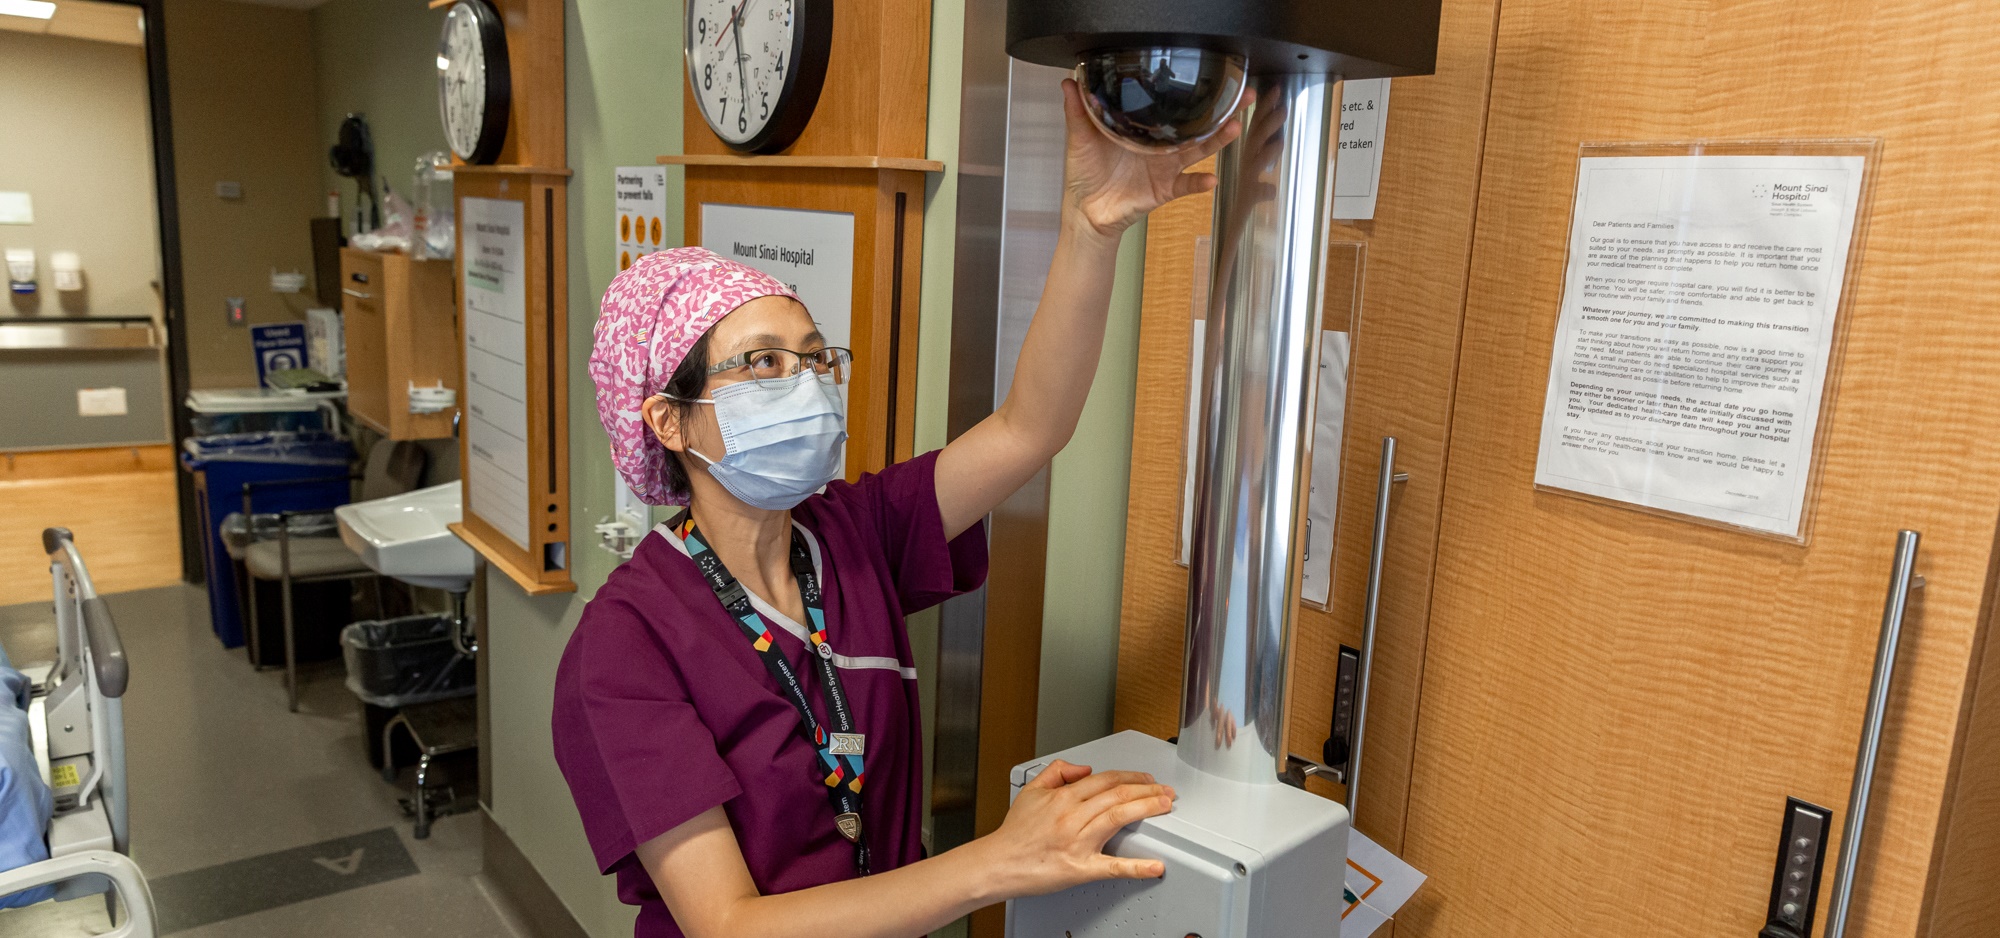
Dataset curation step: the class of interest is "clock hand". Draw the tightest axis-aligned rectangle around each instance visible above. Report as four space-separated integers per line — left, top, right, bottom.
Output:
715 0 749 45
731 3 751 120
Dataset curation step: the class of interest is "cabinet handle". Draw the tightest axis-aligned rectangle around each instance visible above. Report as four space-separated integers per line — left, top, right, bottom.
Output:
1823 530 1921 938
342 288 373 300
1346 436 1407 818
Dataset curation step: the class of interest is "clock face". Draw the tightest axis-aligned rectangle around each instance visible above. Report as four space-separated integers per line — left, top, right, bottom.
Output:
685 0 829 153
437 1 510 164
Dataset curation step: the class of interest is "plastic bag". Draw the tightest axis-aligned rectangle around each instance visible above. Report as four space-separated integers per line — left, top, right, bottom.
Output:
219 511 341 556
411 152 455 261
351 185 415 253
181 430 354 467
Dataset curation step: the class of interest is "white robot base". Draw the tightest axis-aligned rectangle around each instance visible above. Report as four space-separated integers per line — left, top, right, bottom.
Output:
1004 731 1350 938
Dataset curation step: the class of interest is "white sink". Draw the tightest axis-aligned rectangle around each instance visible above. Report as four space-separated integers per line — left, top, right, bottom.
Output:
336 483 476 592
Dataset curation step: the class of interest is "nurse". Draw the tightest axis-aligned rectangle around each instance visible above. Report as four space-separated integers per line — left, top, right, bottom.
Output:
555 80 1241 938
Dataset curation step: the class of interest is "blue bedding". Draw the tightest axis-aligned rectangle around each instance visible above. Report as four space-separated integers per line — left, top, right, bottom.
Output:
0 643 54 908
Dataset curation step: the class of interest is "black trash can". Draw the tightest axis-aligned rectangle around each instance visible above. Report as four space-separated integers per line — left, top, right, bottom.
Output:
342 614 475 769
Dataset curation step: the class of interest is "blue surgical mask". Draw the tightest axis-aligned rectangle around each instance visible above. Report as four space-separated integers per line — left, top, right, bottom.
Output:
679 372 847 510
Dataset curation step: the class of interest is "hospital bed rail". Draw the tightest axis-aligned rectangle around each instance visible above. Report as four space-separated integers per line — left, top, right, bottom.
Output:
0 527 156 936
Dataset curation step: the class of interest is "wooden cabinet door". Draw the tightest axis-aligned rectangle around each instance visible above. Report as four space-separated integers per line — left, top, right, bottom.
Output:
340 250 389 432
1396 1 2000 935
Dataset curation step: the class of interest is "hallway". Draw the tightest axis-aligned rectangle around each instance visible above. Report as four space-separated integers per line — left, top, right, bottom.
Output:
0 584 517 936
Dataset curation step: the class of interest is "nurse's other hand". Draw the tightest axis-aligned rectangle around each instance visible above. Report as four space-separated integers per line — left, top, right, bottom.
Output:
974 759 1175 899
1060 78 1246 240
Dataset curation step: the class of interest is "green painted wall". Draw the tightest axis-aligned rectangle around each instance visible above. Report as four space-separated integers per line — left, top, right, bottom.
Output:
904 0 966 846
468 1 1145 934
310 0 449 221
1037 221 1144 754
478 3 688 934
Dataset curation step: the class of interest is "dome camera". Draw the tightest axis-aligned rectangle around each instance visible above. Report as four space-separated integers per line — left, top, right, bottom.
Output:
1073 47 1247 155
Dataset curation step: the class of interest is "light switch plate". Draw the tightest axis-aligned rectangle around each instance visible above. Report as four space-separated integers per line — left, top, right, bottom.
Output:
226 297 246 326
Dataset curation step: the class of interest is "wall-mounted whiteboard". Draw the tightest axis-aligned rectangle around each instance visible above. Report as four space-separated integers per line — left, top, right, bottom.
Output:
461 196 531 550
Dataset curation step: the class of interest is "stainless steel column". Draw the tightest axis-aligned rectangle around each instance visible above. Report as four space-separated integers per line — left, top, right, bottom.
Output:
932 0 1071 854
1178 73 1339 785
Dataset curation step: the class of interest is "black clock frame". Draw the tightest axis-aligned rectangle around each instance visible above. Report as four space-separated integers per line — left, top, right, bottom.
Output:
440 0 512 165
686 0 833 154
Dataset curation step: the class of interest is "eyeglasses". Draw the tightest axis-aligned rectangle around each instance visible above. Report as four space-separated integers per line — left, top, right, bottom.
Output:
706 346 853 388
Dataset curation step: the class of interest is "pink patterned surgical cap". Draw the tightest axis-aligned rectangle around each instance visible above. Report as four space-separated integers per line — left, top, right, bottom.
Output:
589 246 799 505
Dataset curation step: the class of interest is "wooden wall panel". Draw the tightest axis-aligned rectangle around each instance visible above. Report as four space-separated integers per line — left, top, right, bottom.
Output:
1113 0 1505 874
451 169 575 594
489 0 566 169
680 0 930 160
1116 188 1209 738
1401 1 2000 935
682 166 926 476
1923 528 2000 937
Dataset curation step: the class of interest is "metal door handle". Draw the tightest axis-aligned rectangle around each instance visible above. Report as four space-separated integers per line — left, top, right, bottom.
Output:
1822 529 1920 938
341 288 373 300
1346 436 1405 817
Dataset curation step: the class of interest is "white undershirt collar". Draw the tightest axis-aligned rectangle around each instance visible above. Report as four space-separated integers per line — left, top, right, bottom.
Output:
652 515 915 680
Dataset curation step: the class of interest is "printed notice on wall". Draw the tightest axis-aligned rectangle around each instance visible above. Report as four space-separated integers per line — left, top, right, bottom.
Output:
1534 153 1867 539
615 166 667 273
700 203 855 350
461 197 531 550
1302 331 1351 606
1331 78 1391 220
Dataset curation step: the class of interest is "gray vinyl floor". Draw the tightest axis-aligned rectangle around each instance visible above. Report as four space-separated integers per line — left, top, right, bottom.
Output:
0 584 518 937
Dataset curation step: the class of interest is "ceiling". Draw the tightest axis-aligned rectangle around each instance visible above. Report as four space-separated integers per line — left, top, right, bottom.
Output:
229 0 335 8
0 0 143 47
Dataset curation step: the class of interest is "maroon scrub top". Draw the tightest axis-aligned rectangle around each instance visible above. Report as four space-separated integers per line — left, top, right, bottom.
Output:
553 451 988 937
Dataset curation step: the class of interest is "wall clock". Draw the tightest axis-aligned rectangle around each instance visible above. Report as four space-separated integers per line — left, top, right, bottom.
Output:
685 0 833 153
438 0 512 165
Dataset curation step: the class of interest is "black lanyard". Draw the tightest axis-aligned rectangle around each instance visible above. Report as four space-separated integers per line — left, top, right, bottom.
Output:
679 516 870 876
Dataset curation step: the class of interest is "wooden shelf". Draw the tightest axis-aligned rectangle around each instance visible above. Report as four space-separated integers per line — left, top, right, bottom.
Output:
447 163 574 177
450 522 576 595
657 154 945 173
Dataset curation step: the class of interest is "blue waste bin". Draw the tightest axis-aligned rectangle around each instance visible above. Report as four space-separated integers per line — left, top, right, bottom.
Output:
180 432 355 648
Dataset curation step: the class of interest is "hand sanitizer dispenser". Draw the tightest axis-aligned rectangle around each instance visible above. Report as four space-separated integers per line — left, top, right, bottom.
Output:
1001 2 1442 934
6 248 35 295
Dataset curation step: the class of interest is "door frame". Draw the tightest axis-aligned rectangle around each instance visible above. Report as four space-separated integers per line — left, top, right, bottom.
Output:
112 0 202 582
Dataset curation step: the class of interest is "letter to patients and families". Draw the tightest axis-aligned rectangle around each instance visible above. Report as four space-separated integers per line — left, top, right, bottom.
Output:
1534 153 1867 539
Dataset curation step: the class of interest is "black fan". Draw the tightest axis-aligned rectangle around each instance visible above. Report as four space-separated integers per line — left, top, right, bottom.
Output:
329 113 379 231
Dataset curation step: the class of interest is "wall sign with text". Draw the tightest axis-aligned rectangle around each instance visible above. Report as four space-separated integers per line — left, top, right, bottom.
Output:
699 202 855 351
1532 141 1879 542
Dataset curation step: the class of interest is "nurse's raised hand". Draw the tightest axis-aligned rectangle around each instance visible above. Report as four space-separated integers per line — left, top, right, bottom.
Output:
1059 77 1246 240
971 759 1177 898
934 81 1246 540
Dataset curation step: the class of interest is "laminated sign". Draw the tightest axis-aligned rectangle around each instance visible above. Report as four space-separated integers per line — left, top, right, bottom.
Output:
252 322 308 388
1342 828 1426 937
615 166 668 272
